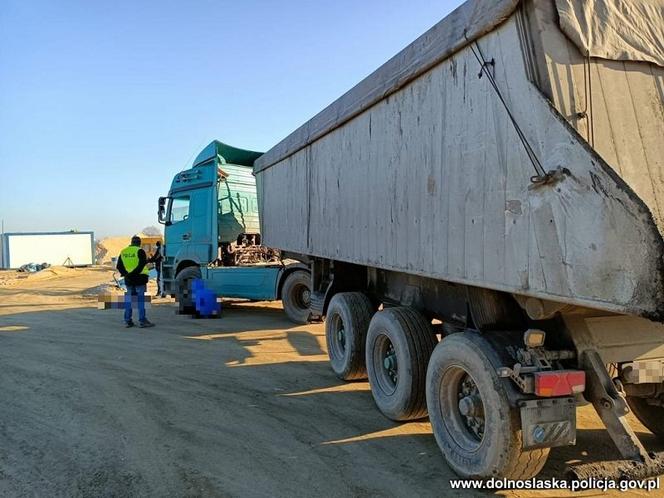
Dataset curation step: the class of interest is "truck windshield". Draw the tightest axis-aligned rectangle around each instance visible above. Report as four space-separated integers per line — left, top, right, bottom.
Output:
169 196 190 223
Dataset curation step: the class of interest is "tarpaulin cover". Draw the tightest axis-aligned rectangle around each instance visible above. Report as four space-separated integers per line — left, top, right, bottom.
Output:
556 0 664 67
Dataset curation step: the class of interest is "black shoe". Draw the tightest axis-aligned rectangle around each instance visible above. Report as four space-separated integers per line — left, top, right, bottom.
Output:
139 320 155 328
125 321 135 328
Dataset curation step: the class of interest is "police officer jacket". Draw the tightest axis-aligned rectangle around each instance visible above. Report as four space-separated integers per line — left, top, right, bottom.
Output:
117 245 149 286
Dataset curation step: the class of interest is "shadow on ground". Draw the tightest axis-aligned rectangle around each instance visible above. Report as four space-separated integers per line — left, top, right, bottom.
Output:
1 302 659 497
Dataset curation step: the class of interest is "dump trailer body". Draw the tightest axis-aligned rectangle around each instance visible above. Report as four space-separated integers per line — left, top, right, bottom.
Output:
529 0 664 235
255 0 664 480
255 0 664 321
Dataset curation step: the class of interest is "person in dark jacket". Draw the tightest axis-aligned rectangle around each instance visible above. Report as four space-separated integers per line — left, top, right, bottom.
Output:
149 240 164 297
116 235 155 328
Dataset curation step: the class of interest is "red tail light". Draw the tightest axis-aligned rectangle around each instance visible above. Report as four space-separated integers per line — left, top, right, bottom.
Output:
534 370 586 397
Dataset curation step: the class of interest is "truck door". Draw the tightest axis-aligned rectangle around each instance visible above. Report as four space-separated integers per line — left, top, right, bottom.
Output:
167 187 215 265
166 195 191 262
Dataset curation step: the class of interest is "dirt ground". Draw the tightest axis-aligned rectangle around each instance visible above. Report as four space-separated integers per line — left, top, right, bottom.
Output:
0 268 662 497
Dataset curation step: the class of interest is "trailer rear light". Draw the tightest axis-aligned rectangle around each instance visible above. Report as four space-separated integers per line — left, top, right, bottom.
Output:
534 370 585 397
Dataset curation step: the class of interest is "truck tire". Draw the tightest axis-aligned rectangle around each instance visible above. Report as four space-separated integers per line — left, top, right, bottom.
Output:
176 266 201 314
467 286 525 331
626 396 664 438
281 270 312 324
426 332 549 479
366 307 436 421
325 292 374 381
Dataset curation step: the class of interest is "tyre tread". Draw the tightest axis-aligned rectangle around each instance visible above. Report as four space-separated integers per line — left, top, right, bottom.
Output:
398 308 436 419
426 332 550 480
344 292 374 380
367 307 436 420
282 270 311 324
176 266 202 313
509 446 549 480
326 292 374 380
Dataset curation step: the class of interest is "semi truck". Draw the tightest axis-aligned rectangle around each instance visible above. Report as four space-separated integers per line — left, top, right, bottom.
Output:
254 0 664 481
157 140 311 323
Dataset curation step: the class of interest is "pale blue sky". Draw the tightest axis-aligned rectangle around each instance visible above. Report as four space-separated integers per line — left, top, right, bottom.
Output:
0 0 460 238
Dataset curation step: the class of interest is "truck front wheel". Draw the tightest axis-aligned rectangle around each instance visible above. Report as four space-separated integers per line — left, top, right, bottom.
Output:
176 266 202 314
325 292 374 380
366 307 436 421
281 270 312 324
426 332 549 479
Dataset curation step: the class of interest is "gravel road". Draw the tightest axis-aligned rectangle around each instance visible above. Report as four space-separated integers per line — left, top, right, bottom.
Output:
0 268 661 497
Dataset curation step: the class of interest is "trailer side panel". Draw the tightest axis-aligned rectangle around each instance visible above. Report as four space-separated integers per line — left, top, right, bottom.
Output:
257 14 664 319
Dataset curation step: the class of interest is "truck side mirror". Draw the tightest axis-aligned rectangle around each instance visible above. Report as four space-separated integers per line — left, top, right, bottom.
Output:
158 197 168 224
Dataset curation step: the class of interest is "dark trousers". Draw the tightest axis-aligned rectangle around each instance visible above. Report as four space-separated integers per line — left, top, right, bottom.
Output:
156 262 162 294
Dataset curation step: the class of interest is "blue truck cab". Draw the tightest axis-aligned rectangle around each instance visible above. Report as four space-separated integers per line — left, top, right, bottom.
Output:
158 140 311 323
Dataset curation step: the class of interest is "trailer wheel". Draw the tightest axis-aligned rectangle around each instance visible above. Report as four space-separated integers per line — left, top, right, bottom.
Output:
175 266 202 314
325 292 374 380
426 332 549 479
366 307 436 421
467 286 525 331
626 396 664 438
281 271 312 324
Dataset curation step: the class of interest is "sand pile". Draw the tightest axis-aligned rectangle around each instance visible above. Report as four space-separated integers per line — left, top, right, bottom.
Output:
82 283 123 297
27 266 78 280
0 270 22 286
97 237 132 263
0 266 79 286
98 233 157 263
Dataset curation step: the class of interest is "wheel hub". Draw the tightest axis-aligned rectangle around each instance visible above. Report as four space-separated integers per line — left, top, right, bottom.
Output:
382 344 398 385
383 355 396 370
336 327 346 347
301 288 311 306
458 395 482 417
457 375 485 441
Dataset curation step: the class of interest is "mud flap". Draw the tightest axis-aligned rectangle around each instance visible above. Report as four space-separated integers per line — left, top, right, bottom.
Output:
520 397 576 449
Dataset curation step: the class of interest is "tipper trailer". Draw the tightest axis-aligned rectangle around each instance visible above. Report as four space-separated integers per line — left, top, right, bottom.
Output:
158 140 311 323
254 0 664 481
